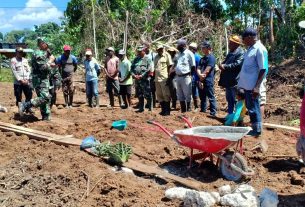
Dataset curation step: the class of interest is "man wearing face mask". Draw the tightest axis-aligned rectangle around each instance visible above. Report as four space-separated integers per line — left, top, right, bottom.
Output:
173 39 196 113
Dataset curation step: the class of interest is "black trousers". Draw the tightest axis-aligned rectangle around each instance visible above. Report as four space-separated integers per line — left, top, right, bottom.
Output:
14 84 33 106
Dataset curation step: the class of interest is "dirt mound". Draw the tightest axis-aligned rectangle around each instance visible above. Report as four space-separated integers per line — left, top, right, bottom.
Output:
265 59 305 124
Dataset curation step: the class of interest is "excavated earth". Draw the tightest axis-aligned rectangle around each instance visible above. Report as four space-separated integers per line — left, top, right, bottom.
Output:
0 59 305 206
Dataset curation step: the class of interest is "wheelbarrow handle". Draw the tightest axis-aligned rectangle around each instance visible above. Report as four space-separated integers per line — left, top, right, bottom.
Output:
147 120 173 138
177 115 193 128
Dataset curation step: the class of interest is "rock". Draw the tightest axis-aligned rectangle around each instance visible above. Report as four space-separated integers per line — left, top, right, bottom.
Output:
165 187 191 200
259 188 279 207
218 185 232 196
220 184 259 207
121 167 134 174
183 190 218 207
290 172 305 186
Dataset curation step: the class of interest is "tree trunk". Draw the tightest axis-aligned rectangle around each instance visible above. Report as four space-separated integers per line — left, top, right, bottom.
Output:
257 0 262 39
281 0 286 24
269 6 275 44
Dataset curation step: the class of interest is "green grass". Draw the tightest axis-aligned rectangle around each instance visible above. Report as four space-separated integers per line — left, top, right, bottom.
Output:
0 68 14 83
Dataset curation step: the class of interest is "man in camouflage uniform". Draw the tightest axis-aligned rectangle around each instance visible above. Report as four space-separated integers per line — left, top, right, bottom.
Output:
131 45 153 113
19 37 55 121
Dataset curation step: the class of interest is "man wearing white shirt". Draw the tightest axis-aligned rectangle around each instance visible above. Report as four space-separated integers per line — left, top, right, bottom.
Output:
173 39 196 113
11 47 33 113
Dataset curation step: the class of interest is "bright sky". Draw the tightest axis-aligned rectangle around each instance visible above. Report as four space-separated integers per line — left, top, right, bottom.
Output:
0 0 70 34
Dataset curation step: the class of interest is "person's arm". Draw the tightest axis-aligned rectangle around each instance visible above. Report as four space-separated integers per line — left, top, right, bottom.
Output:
252 48 266 98
95 61 101 76
222 50 244 71
167 53 173 74
73 56 78 72
188 51 196 74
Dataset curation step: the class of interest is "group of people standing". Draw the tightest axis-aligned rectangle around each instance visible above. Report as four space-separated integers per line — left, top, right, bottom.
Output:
12 27 267 137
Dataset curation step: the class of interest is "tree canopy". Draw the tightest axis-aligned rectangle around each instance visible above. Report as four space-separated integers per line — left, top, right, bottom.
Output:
2 0 305 61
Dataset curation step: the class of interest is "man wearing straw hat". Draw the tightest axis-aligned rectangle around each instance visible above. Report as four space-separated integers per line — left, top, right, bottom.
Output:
219 35 244 117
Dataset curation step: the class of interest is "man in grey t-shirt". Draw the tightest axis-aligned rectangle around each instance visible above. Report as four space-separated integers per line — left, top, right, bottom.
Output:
238 28 266 137
173 39 196 113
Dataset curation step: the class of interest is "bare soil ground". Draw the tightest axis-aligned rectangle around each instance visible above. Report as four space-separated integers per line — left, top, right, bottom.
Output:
0 59 305 207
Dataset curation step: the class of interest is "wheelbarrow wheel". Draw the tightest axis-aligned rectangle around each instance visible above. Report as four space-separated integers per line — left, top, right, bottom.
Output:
220 151 247 182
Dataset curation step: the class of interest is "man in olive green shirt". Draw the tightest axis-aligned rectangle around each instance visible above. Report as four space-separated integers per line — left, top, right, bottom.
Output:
154 44 173 116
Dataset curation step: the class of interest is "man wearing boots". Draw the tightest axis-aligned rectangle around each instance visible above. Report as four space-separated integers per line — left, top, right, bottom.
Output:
11 47 33 114
131 45 153 113
84 49 101 108
174 39 196 113
105 47 121 107
118 49 132 109
56 45 78 108
154 44 173 116
18 37 55 121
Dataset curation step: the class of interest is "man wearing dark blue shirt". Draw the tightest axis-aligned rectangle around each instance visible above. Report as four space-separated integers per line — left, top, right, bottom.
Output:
197 41 217 116
56 45 78 108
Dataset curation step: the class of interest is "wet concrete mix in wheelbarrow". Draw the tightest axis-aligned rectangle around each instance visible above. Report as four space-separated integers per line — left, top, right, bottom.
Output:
0 60 305 207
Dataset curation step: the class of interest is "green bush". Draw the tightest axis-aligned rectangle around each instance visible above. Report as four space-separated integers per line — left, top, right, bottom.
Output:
0 68 14 83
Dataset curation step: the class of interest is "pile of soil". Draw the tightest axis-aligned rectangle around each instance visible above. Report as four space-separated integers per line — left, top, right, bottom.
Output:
0 59 305 206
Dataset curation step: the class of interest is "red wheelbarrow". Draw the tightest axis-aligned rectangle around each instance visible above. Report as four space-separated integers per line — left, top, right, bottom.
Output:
147 118 255 181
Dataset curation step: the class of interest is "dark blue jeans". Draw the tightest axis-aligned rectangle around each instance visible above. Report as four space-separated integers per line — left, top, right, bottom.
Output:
226 87 236 114
192 81 199 98
86 79 99 99
199 83 217 115
244 90 262 133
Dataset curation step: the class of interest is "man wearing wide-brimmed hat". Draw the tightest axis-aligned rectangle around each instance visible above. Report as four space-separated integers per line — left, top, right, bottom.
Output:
219 35 244 118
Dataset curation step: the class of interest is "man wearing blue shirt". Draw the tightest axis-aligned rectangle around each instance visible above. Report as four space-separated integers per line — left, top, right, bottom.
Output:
84 49 101 107
189 42 201 111
197 41 217 116
238 28 266 137
56 45 78 108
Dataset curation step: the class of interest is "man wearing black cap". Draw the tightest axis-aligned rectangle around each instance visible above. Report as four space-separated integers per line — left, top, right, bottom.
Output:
197 41 217 116
238 28 267 137
11 47 33 113
174 39 196 113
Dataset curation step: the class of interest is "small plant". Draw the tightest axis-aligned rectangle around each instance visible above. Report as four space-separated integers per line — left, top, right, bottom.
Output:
94 142 112 156
108 142 133 165
94 142 133 165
